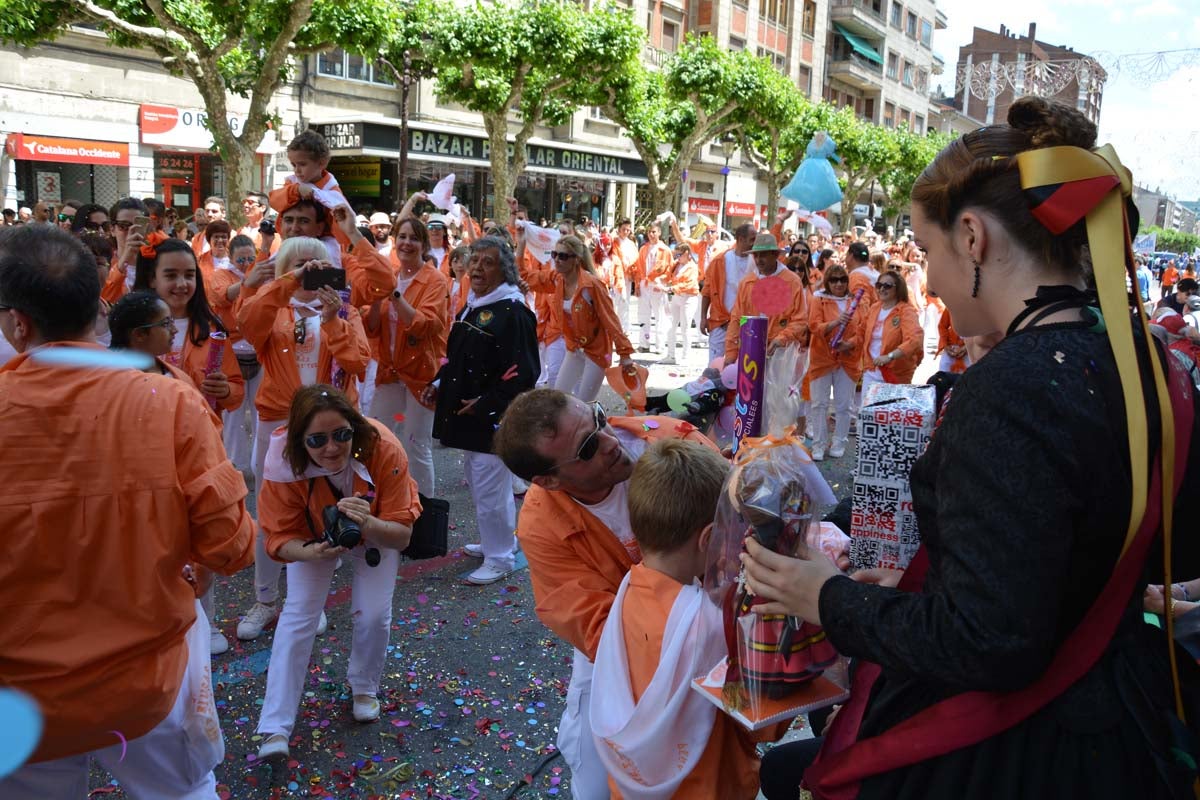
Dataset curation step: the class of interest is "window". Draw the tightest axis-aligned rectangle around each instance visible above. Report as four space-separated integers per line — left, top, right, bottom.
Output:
762 0 791 25
863 97 875 121
662 19 679 51
757 46 787 70
890 2 903 28
588 106 613 122
902 59 914 87
919 18 933 47
802 0 816 36
914 114 925 132
694 180 716 194
898 108 910 128
884 102 895 128
917 68 928 92
905 11 917 38
886 51 899 79
798 64 812 96
316 48 394 86
729 36 745 51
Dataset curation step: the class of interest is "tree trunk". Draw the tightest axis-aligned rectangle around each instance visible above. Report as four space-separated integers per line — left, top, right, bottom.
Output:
766 166 781 228
484 115 513 226
221 141 257 229
645 185 672 220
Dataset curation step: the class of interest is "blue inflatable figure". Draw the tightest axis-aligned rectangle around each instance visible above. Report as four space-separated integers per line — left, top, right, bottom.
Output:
781 131 842 212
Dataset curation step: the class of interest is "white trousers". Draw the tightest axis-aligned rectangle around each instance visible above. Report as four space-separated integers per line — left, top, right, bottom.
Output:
368 382 435 497
637 285 665 347
810 368 856 450
708 323 728 366
252 415 288 603
222 366 262 472
554 349 606 402
665 293 697 358
0 602 222 800
256 546 400 739
611 288 629 332
462 450 516 566
359 358 379 416
557 649 609 800
539 337 566 388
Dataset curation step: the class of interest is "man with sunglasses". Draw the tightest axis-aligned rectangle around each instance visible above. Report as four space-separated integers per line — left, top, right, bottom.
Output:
494 388 720 800
0 225 255 796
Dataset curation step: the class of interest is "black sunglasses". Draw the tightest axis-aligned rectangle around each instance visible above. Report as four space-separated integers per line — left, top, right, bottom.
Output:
828 277 849 284
553 402 607 469
113 220 134 230
551 251 575 261
305 427 355 449
876 281 897 290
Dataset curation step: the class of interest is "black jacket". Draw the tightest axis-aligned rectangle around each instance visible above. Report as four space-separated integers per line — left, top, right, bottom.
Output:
432 296 539 454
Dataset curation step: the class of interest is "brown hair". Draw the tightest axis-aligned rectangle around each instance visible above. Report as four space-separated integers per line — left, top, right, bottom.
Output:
869 250 888 272
628 439 728 554
821 264 849 292
877 269 909 304
785 253 811 289
494 388 571 480
204 219 232 242
911 97 1097 274
284 384 379 475
392 217 431 263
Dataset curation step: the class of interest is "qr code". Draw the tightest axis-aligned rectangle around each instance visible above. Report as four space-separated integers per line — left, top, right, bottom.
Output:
855 419 930 482
849 480 920 571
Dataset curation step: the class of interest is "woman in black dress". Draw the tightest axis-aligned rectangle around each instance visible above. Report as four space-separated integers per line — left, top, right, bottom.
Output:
747 97 1200 799
425 235 539 585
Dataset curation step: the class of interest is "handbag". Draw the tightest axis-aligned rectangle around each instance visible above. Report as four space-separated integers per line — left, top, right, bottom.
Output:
403 493 449 560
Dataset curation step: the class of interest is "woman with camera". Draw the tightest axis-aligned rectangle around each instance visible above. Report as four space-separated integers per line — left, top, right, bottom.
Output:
254 384 420 763
235 236 372 641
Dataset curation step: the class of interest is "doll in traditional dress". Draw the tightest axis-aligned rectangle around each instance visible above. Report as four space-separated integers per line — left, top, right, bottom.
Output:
782 131 843 213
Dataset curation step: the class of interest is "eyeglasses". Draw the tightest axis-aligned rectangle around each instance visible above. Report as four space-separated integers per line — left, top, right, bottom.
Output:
305 427 355 449
552 402 607 470
136 317 175 332
234 255 257 265
113 221 134 230
482 226 498 235
828 277 849 284
82 220 111 232
876 282 896 290
551 251 575 261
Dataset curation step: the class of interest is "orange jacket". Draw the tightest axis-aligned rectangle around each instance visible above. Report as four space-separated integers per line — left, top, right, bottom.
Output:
808 290 869 382
632 241 672 285
847 265 880 309
683 238 728 285
702 249 753 330
260 419 421 559
1162 266 1179 288
207 266 245 345
0 343 255 763
237 275 372 422
665 256 700 296
859 301 924 384
100 257 130 304
612 237 638 294
366 265 450 398
523 266 634 367
724 267 809 365
609 564 786 800
938 309 965 354
449 272 469 319
520 254 563 344
175 328 246 413
518 417 719 660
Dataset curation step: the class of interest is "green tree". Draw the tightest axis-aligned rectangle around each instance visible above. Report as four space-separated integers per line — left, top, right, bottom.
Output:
0 0 397 225
830 113 901 224
1141 225 1200 255
597 35 789 218
738 97 843 227
878 126 951 226
421 1 643 224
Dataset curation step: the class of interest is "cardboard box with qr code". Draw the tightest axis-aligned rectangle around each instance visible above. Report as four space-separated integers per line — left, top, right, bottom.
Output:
850 383 935 572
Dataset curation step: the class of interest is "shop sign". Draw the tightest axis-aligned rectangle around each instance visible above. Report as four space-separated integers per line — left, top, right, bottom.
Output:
5 133 130 167
316 122 364 151
726 201 756 218
407 129 647 180
688 197 720 215
139 104 275 153
155 153 195 178
335 160 382 195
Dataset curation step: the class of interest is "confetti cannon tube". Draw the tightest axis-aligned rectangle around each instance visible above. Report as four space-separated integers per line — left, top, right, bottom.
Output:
829 288 864 350
204 331 227 411
732 315 767 456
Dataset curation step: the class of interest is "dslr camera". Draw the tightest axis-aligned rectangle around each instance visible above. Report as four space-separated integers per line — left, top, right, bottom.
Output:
320 505 380 567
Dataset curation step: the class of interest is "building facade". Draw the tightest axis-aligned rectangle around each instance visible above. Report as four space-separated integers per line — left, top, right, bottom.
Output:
955 23 1105 128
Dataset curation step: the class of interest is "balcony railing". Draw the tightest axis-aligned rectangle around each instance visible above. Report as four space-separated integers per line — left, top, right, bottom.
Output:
643 45 669 68
831 0 885 24
831 50 884 75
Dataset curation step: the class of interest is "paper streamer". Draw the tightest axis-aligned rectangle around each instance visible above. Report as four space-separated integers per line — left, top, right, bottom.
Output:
430 174 456 211
829 288 865 350
731 316 768 455
517 220 563 265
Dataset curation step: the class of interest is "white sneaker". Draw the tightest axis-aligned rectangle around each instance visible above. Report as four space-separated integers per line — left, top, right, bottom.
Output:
829 442 847 459
210 629 230 656
353 694 381 722
316 610 328 636
236 602 277 641
659 356 676 365
812 447 826 462
257 734 289 763
464 543 484 557
467 558 514 585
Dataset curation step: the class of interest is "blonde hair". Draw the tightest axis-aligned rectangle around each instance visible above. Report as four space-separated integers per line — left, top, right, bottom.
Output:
628 439 729 554
869 250 888 272
275 236 329 279
557 234 596 274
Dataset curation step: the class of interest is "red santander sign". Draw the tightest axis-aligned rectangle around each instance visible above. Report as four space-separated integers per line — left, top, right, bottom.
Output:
5 133 129 167
726 201 756 218
688 197 720 215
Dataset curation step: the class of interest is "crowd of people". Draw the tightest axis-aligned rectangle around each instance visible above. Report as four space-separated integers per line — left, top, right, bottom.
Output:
2 95 1199 800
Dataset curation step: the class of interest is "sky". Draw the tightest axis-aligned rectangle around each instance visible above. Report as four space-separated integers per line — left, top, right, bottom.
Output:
932 0 1200 201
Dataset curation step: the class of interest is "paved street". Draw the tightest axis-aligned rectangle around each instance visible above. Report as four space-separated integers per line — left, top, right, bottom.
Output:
87 318 860 800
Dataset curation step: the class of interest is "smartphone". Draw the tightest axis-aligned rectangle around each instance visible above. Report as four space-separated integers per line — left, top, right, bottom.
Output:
132 214 152 236
302 267 347 292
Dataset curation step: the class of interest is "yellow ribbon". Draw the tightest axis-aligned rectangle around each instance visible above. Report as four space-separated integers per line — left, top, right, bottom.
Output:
1016 145 1183 727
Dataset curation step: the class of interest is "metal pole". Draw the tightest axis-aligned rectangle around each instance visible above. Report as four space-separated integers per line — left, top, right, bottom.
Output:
719 155 730 232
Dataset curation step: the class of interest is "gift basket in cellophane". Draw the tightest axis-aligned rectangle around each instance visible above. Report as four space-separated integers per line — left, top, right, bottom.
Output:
691 428 851 730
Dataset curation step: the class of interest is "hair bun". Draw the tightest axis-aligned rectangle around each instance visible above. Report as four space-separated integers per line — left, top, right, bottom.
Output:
1008 97 1097 150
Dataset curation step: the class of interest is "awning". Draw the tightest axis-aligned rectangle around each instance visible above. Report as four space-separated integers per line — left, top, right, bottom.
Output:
834 24 883 65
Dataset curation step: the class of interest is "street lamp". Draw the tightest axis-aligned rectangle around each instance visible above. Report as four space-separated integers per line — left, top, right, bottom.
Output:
717 132 738 233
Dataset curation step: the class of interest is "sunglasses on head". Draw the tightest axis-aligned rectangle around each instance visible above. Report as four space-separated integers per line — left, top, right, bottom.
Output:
553 402 607 469
305 427 355 449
